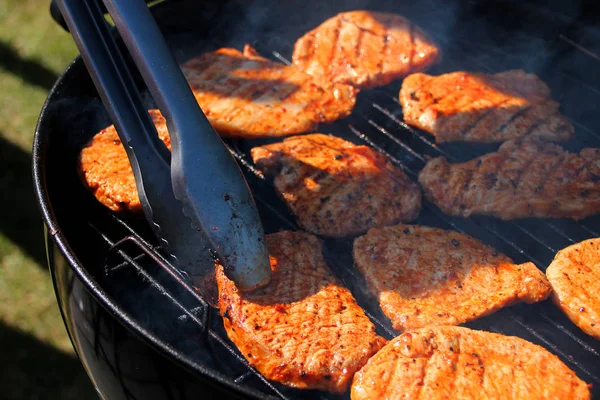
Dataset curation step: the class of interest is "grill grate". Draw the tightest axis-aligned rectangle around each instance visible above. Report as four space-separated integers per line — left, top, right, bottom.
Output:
84 1 600 398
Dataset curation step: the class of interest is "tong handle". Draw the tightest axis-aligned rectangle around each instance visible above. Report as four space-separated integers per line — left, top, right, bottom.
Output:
102 0 271 291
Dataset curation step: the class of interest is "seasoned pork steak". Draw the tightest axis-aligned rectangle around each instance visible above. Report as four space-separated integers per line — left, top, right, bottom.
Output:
181 45 357 138
546 238 600 339
78 109 170 213
216 230 386 393
251 134 421 237
400 70 574 143
351 326 590 400
353 224 551 332
418 139 600 220
292 11 439 89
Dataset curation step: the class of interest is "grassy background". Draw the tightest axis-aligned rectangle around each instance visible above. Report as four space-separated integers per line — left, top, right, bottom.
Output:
0 1 96 398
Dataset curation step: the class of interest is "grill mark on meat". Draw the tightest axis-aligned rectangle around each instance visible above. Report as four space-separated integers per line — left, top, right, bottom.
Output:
416 355 429 399
496 105 533 134
511 152 538 191
572 258 599 311
355 24 364 71
328 17 342 77
252 78 296 103
499 99 556 136
460 99 511 138
545 153 583 190
447 336 461 396
559 260 598 321
308 34 318 70
455 152 485 208
508 344 519 399
379 26 389 78
473 151 510 203
407 22 415 74
509 98 557 123
521 110 561 138
535 154 566 193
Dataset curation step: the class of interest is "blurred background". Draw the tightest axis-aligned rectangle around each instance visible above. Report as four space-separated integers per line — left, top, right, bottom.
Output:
0 0 96 398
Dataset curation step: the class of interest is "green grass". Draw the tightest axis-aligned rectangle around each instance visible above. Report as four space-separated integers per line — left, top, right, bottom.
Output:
0 0 96 398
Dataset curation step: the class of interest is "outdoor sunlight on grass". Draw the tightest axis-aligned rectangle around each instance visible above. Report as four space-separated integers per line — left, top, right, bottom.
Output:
0 0 96 398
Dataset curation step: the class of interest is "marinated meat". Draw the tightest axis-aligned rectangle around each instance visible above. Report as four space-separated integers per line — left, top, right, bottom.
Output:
353 224 551 332
181 45 357 138
546 239 600 339
292 11 440 89
418 139 600 220
251 134 421 237
351 326 590 400
400 70 574 143
78 109 170 213
216 230 386 393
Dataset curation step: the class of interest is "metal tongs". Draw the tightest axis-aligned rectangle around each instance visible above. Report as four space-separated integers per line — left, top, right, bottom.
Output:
54 0 271 292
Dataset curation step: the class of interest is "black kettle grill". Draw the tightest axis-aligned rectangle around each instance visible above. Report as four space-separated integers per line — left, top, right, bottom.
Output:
34 0 600 399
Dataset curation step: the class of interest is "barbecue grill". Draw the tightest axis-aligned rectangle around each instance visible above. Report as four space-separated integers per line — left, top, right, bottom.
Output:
33 0 600 398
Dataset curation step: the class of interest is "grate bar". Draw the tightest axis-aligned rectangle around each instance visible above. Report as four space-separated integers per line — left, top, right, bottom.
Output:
99 235 210 330
234 372 253 384
364 117 427 162
559 34 600 63
538 312 600 357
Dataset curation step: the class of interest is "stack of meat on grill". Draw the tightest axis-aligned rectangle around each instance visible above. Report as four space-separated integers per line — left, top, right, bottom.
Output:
77 10 598 399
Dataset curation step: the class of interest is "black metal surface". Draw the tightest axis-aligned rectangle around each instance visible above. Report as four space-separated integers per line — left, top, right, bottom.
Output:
34 0 600 399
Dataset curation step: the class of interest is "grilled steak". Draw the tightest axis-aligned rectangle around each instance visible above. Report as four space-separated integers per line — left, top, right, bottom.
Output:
251 134 421 237
546 239 600 340
292 11 440 89
399 70 574 143
418 139 600 220
180 45 357 138
78 109 170 213
216 230 386 393
351 326 590 400
353 224 551 332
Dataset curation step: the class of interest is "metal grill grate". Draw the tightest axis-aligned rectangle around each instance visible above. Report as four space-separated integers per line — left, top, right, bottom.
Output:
85 1 600 398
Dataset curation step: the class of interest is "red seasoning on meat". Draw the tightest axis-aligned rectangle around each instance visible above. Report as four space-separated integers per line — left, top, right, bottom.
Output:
293 11 440 89
400 69 574 143
216 230 386 393
352 326 590 400
419 139 600 220
546 238 600 340
181 45 357 139
353 224 551 332
251 134 421 237
78 109 170 213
